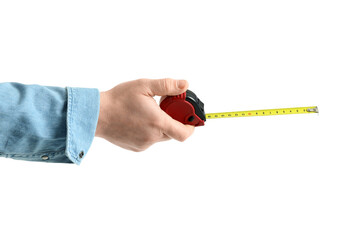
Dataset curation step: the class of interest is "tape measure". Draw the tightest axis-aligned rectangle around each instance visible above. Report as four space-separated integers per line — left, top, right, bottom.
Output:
160 90 318 127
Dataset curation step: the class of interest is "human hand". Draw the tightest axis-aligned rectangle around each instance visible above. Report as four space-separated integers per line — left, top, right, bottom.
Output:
95 78 195 151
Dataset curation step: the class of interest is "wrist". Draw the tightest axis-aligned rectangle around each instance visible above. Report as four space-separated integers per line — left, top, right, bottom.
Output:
95 91 108 138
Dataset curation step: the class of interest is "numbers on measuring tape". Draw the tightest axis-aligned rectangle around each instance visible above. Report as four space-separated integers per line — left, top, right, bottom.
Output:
205 106 317 120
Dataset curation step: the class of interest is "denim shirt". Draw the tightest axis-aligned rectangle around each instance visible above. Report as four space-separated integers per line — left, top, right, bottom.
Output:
0 82 100 165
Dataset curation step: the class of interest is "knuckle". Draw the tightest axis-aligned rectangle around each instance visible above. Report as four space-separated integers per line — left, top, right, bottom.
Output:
137 134 156 147
131 142 149 152
178 134 188 142
156 115 167 129
133 148 146 152
138 78 149 86
161 78 173 92
137 144 150 152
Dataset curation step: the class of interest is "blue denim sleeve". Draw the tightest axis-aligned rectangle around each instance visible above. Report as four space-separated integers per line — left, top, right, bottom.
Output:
0 82 100 165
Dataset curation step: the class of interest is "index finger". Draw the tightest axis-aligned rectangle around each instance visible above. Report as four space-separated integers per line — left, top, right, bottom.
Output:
161 112 195 142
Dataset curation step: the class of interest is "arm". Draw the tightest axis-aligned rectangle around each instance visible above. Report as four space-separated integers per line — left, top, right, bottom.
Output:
0 78 194 165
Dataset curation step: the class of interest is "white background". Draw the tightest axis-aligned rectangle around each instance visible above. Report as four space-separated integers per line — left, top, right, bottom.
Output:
0 0 359 239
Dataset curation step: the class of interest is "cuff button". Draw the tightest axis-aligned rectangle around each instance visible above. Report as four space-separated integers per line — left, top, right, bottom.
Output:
41 155 49 160
79 151 84 159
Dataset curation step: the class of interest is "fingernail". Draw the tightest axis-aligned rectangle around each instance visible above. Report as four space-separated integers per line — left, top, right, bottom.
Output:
177 80 187 89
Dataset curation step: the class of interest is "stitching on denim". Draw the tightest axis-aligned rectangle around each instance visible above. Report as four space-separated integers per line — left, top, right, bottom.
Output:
69 88 80 164
67 87 77 163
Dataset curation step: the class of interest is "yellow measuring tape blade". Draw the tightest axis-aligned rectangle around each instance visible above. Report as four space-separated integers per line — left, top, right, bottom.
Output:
205 106 318 119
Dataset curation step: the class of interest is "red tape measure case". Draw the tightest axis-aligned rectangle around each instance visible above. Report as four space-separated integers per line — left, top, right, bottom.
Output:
159 90 206 127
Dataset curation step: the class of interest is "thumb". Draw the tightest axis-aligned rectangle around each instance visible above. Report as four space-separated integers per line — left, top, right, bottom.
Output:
145 78 188 96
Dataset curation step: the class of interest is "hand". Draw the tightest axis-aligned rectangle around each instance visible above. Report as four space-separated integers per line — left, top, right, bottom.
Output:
95 78 195 152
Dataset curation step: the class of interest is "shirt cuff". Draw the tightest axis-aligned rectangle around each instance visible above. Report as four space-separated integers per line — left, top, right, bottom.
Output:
65 87 100 165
